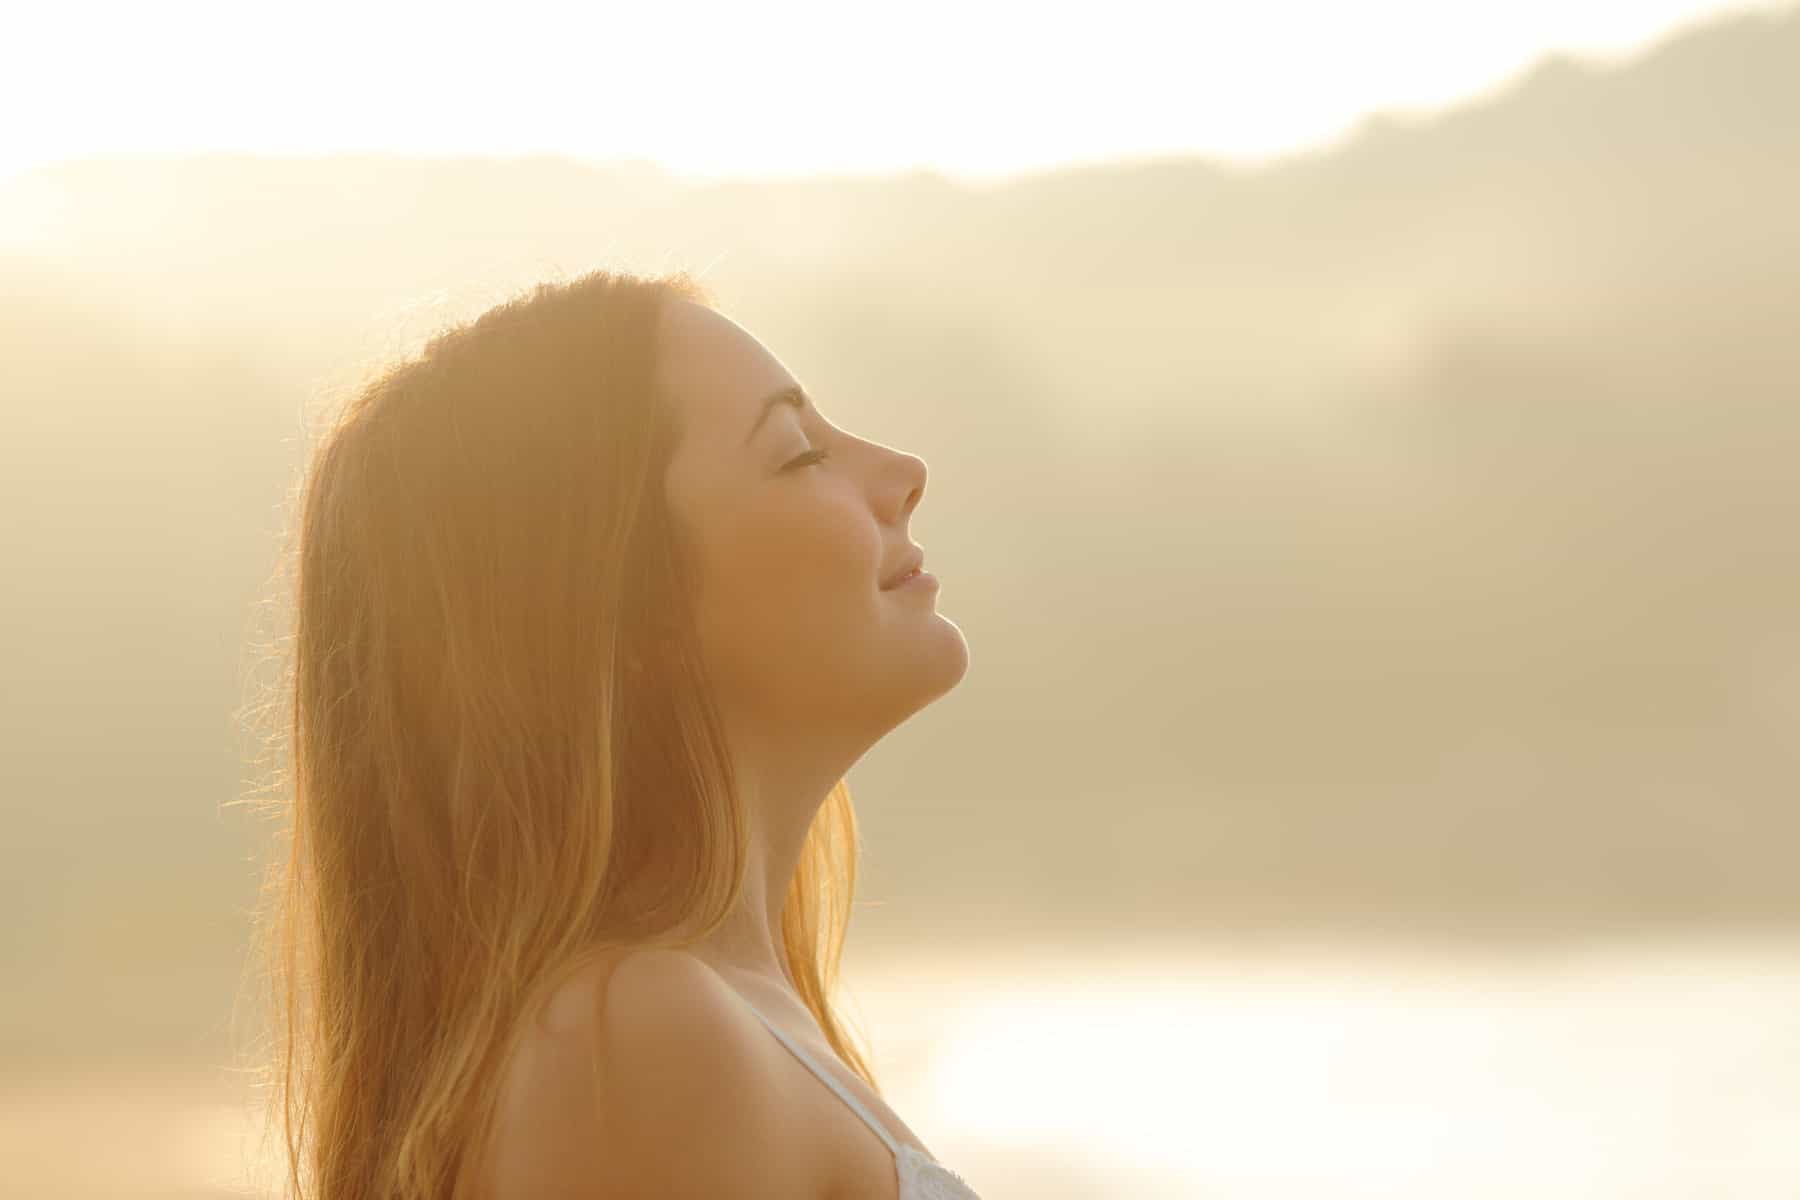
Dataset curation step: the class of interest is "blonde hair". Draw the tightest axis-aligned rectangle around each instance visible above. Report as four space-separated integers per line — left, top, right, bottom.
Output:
235 267 879 1200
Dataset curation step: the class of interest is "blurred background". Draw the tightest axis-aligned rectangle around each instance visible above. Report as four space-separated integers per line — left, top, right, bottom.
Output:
4 1 1799 1196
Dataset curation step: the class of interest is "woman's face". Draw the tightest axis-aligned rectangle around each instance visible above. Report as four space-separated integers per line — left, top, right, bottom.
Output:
655 298 968 744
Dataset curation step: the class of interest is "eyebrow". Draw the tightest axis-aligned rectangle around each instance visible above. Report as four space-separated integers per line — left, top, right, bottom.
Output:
743 384 810 447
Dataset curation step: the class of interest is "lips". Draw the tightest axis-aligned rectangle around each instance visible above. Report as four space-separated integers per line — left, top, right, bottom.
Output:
880 548 925 590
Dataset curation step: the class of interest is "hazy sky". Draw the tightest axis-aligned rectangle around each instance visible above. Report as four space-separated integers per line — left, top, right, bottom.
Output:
5 0 1789 184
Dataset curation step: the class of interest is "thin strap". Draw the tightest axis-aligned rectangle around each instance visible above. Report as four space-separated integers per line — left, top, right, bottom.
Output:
735 996 902 1157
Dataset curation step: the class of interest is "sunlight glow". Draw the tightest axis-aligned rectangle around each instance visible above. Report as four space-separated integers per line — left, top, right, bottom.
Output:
851 942 1800 1197
4 0 1789 183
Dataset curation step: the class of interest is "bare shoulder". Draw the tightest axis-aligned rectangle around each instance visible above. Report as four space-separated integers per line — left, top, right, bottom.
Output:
482 946 828 1200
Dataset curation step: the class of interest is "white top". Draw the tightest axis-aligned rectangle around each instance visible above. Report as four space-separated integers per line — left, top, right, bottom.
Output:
734 994 982 1200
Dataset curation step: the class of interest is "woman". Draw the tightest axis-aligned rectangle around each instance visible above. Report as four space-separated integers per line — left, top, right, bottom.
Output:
244 268 977 1199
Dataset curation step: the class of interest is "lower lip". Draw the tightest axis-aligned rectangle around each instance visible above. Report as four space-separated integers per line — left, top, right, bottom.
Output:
886 570 937 591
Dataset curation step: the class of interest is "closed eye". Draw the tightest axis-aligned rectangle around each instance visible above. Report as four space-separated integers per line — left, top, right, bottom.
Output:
782 448 831 471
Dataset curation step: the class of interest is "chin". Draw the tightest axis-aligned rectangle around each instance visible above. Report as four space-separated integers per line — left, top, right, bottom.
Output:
917 618 972 696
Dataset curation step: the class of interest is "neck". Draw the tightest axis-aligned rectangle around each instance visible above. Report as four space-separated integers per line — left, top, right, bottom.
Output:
679 719 863 997
685 853 800 993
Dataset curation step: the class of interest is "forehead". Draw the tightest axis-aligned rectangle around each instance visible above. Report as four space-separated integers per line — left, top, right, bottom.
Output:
655 298 798 455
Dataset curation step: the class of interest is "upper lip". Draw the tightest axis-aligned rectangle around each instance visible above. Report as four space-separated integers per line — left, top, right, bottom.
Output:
880 548 925 590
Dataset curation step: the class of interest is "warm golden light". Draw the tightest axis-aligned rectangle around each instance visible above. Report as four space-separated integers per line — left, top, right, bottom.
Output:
7 2 1798 1196
3 0 1787 183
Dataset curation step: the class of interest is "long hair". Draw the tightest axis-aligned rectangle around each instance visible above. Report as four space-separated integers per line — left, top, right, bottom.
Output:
234 266 879 1200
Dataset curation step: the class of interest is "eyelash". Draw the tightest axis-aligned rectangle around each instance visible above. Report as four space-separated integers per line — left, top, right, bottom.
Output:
783 448 831 471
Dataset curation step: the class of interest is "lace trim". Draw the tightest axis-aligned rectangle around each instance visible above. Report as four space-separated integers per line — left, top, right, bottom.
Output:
895 1143 982 1200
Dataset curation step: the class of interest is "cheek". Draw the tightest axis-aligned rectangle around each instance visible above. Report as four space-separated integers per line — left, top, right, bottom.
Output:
701 497 875 647
746 493 871 586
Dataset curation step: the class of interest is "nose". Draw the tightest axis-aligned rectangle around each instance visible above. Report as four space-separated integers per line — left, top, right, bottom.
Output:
886 448 927 524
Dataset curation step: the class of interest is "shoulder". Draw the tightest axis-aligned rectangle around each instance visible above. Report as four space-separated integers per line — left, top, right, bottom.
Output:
483 946 828 1200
